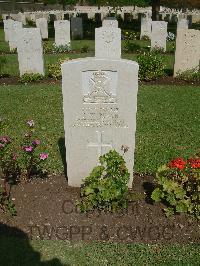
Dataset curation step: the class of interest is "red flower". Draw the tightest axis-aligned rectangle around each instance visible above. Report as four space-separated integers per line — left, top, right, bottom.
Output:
188 159 200 169
168 158 186 170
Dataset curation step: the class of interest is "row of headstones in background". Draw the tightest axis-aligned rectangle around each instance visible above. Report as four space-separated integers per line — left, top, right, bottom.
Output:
4 10 200 25
140 19 168 51
62 19 138 188
140 17 190 52
9 18 117 77
34 17 83 40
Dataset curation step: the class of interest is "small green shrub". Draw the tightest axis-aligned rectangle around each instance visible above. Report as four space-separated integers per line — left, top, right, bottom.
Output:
43 42 53 54
151 158 200 220
151 47 165 54
77 150 130 212
26 19 35 27
123 31 139 40
176 68 200 82
137 52 166 81
52 43 71 53
80 45 89 53
124 41 141 53
0 120 49 215
20 73 44 83
141 35 150 41
48 57 70 79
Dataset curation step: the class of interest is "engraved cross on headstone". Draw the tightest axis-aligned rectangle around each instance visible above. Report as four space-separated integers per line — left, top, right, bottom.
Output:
88 131 113 160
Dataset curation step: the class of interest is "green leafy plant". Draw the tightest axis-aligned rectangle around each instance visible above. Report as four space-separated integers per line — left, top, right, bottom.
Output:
141 35 150 41
26 19 35 27
43 41 53 54
20 73 44 83
77 150 130 212
80 45 89 53
137 52 166 81
123 31 139 41
176 68 200 82
151 47 165 54
48 57 70 80
0 120 49 215
151 157 200 219
52 43 71 53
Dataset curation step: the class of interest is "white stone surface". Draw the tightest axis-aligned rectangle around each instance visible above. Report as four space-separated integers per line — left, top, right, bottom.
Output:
54 20 70 47
36 18 48 39
140 16 152 39
71 17 83 39
174 29 200 76
177 19 189 30
102 18 118 28
61 57 139 188
8 21 23 51
151 21 168 51
95 27 121 59
3 19 14 42
17 28 44 76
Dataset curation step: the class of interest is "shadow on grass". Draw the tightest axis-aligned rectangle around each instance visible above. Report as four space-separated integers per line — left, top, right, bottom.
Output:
0 223 67 266
58 137 67 180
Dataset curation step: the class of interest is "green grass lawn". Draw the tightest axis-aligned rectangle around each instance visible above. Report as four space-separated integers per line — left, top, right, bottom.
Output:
0 84 200 174
0 237 199 266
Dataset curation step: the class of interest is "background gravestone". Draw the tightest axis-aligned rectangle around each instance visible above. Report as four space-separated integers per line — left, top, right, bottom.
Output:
17 28 44 76
174 29 200 77
54 20 70 47
61 58 139 188
177 19 189 31
151 21 168 51
36 18 48 39
8 21 23 51
95 27 121 59
3 19 13 42
102 18 118 28
71 17 83 40
140 15 152 39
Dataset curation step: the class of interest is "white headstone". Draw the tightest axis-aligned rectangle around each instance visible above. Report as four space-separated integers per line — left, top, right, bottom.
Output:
174 29 200 77
102 18 118 28
17 28 44 76
177 19 189 30
3 19 14 42
54 20 70 47
36 18 48 39
95 27 121 59
61 58 139 188
151 21 168 51
9 21 23 51
140 16 152 39
71 17 83 39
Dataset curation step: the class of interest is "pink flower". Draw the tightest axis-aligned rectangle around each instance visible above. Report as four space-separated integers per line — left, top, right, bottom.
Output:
32 139 40 146
0 136 11 144
27 120 34 127
13 154 17 160
24 146 33 152
40 153 48 160
0 143 4 149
